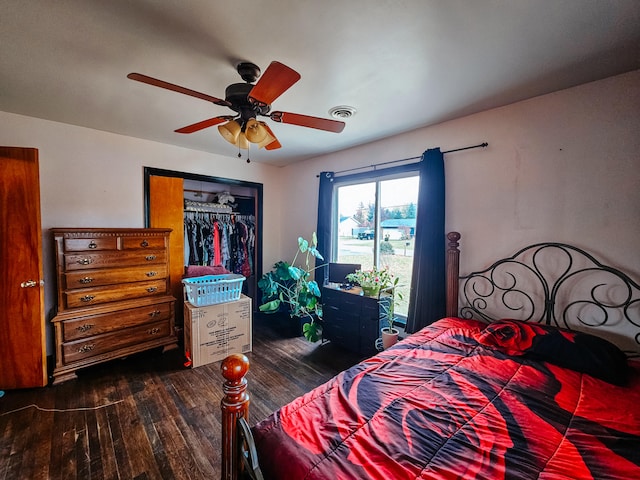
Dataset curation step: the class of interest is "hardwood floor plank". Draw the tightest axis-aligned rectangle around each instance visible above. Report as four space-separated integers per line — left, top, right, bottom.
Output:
134 380 177 479
106 376 135 480
4 407 24 479
153 417 199 480
93 405 118 480
28 403 55 480
114 387 162 479
85 406 105 480
0 317 362 480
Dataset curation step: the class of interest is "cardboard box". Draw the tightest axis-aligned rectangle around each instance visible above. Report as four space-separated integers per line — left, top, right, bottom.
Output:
184 295 252 368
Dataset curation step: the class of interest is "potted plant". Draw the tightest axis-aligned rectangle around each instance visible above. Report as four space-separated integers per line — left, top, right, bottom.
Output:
345 265 396 297
346 266 403 349
258 233 324 342
380 288 404 349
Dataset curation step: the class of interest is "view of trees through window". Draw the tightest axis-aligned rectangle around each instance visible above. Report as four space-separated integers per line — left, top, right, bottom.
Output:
335 175 419 319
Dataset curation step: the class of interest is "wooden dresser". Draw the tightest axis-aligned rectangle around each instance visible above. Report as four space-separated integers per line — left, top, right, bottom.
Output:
51 228 178 384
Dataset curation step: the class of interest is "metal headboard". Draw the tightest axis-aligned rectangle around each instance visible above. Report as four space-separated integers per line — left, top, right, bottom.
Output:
458 241 640 356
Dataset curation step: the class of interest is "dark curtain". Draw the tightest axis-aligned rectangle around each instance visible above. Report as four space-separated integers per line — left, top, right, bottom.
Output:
315 171 335 285
405 148 446 333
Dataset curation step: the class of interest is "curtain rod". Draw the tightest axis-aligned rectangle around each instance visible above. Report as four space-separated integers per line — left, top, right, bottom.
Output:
318 142 488 177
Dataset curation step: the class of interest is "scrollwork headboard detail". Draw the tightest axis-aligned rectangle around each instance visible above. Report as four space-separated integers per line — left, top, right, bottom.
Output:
458 240 640 357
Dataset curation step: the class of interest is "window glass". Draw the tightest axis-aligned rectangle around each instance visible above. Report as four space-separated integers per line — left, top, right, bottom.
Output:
379 177 418 317
335 174 418 319
336 182 375 270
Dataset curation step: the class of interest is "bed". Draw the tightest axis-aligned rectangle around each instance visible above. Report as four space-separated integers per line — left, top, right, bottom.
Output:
219 232 640 479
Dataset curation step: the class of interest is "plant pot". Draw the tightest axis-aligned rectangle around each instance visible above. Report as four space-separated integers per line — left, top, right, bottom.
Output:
361 286 380 297
282 315 308 338
381 327 399 349
259 311 307 338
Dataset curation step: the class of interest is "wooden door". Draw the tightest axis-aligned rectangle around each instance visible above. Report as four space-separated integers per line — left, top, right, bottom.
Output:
0 147 47 388
148 175 185 322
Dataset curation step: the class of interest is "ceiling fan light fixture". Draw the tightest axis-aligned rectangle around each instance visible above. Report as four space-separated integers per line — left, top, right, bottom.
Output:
245 119 269 143
257 129 276 149
237 132 250 150
218 120 241 145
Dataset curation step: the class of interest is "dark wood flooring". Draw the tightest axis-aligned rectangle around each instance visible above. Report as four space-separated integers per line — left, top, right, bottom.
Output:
0 315 364 480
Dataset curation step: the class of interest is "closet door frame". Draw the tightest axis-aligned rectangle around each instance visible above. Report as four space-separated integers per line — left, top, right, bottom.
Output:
143 167 263 308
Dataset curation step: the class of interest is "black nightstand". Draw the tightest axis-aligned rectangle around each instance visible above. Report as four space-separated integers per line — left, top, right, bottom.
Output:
322 285 391 356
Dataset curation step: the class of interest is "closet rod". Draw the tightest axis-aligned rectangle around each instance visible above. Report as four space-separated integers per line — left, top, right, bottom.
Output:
319 142 488 177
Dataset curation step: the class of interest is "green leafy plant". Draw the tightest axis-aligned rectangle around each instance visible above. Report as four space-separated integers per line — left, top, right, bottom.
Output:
346 265 396 295
380 285 404 332
258 233 324 342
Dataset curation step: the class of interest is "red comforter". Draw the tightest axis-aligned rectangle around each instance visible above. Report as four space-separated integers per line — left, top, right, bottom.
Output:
252 317 640 479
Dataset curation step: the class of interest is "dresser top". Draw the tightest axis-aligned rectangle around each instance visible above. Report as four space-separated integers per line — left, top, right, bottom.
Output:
51 228 172 237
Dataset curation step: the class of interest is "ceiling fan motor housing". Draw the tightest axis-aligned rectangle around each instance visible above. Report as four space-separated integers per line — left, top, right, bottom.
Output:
236 62 261 83
225 83 270 120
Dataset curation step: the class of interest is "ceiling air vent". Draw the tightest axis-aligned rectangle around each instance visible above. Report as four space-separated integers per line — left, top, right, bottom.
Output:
329 105 357 119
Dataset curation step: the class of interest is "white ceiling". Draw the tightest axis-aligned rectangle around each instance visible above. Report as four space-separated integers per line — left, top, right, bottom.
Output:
1 1 639 167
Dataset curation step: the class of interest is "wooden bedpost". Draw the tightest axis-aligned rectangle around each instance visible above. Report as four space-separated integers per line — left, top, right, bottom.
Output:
221 353 250 480
446 232 461 317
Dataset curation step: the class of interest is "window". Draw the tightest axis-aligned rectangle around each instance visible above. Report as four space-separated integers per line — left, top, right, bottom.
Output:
333 171 419 321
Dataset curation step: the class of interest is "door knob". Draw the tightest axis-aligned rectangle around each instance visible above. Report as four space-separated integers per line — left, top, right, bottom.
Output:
20 280 44 288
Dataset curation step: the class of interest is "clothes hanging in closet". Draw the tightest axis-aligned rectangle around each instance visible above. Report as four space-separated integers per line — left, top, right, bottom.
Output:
184 212 255 277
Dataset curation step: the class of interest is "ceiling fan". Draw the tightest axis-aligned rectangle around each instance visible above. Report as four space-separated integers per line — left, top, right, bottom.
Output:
127 61 346 157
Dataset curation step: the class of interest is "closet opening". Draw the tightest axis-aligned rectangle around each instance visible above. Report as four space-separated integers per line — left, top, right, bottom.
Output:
143 167 263 325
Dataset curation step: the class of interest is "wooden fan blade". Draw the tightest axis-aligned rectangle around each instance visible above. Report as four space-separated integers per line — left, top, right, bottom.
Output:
127 73 230 107
175 116 235 134
262 124 282 150
248 61 301 106
270 111 345 133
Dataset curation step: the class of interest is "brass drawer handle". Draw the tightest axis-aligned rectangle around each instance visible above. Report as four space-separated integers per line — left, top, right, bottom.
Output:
88 241 98 249
77 258 93 265
145 255 156 261
145 271 157 277
80 295 95 303
140 240 149 247
146 287 158 293
78 277 94 284
78 344 95 353
76 324 94 333
147 328 160 335
148 310 161 317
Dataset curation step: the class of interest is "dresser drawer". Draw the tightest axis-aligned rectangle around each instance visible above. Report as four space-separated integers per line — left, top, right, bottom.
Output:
325 319 360 338
362 300 382 319
63 279 168 308
64 249 167 271
62 302 173 341
323 287 362 309
63 265 168 289
62 319 172 364
63 236 118 252
121 236 166 250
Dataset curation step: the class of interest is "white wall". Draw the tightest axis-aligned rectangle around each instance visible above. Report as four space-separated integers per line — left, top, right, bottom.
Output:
282 70 640 280
0 114 285 349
